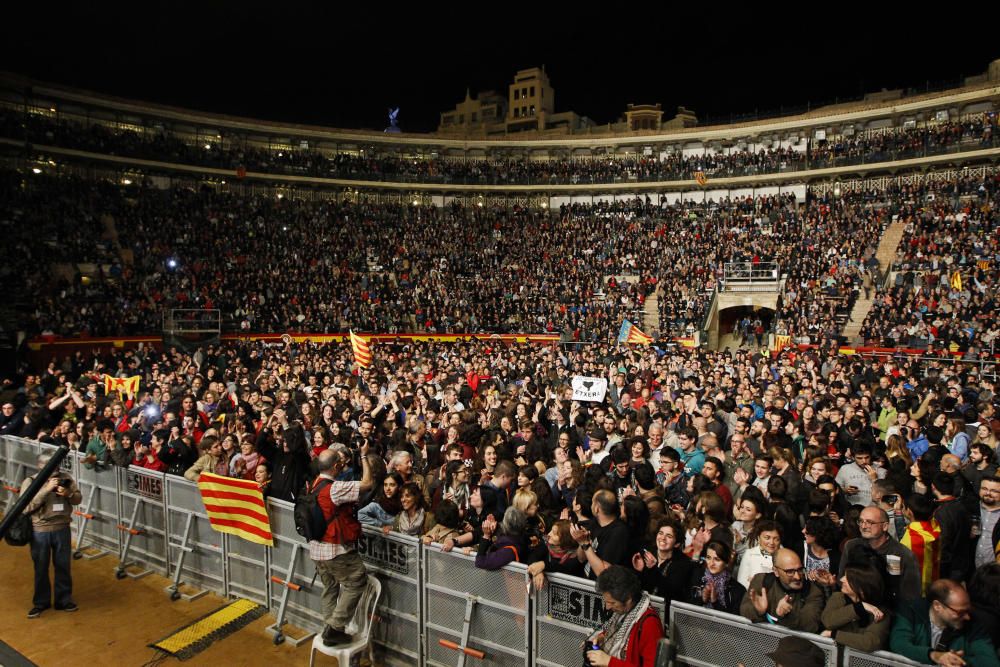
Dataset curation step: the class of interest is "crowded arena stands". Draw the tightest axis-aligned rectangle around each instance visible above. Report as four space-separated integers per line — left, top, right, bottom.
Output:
1 105 997 184
1 72 999 667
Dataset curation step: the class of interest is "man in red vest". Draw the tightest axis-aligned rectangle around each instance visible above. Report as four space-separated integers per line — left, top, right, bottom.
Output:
309 445 373 646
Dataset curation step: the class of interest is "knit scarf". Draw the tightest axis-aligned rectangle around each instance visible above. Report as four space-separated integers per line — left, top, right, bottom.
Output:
600 592 651 660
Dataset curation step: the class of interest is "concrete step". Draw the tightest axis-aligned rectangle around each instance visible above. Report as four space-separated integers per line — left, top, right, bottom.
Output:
643 293 659 336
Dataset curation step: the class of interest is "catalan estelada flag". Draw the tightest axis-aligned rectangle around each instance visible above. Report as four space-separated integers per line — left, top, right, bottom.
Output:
103 374 140 399
197 473 273 546
350 330 372 367
901 519 940 596
618 319 653 345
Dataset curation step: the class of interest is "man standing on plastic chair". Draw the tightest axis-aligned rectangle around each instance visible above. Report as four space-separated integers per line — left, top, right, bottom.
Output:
309 446 373 646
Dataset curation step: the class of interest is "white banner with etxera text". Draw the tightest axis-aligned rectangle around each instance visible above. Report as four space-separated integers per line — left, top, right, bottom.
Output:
571 376 607 403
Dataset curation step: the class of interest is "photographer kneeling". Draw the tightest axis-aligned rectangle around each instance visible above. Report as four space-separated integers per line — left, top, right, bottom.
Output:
585 565 663 667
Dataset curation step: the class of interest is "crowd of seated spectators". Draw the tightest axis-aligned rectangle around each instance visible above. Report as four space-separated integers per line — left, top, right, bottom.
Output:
860 175 999 355
8 168 997 355
1 105 995 185
3 333 999 664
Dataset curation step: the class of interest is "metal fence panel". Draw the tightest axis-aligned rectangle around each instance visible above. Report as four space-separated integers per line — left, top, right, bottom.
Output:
533 572 666 667
670 601 837 667
73 457 121 556
266 498 325 632
116 465 169 576
164 474 227 595
223 531 269 606
843 648 933 667
357 527 422 667
423 546 530 667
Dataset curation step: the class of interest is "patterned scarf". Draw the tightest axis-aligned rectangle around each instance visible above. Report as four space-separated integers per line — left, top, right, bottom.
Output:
600 592 651 660
547 544 575 565
700 568 731 608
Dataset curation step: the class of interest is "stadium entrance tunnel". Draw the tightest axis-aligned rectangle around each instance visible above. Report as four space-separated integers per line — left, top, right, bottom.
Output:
713 305 775 351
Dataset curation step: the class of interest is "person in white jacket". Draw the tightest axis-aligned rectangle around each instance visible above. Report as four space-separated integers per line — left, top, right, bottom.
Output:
736 520 782 589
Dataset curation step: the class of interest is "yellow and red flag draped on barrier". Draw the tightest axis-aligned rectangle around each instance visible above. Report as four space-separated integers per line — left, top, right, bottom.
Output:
350 330 372 367
694 171 708 186
773 335 791 354
197 473 273 546
103 374 140 398
618 320 653 345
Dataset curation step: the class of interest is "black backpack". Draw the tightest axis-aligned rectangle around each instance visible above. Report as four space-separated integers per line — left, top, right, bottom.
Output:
5 478 36 547
4 513 33 547
294 478 333 541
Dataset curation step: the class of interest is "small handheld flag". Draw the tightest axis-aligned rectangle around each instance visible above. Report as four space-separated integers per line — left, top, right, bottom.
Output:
618 319 653 345
350 330 372 368
103 374 140 399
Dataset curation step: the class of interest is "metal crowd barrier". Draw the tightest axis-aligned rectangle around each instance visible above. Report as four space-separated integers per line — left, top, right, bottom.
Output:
0 436 947 666
423 544 531 667
356 526 422 667
670 600 838 667
533 572 666 667
842 648 932 667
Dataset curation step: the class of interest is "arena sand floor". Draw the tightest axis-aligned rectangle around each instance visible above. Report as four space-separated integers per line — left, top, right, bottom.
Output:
0 542 324 666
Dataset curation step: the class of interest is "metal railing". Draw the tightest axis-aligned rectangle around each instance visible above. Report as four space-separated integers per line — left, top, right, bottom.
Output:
0 435 944 666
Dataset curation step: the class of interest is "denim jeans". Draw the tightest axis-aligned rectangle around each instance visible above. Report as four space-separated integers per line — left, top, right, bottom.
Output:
30 526 73 609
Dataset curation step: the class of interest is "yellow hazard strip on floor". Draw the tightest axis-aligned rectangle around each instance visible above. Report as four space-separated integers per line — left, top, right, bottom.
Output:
152 598 263 656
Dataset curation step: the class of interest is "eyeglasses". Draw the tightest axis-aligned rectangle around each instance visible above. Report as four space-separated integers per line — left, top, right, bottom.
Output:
937 601 971 618
775 566 805 576
857 518 887 527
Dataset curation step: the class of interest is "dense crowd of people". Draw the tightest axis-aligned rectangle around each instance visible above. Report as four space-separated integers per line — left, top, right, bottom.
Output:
1 105 996 185
2 335 999 664
859 175 999 356
11 169 998 351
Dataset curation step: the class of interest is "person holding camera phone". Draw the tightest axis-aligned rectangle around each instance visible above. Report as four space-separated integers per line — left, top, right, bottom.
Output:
21 453 82 618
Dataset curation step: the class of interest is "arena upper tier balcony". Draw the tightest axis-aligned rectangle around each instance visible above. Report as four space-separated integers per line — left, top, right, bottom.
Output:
0 72 998 198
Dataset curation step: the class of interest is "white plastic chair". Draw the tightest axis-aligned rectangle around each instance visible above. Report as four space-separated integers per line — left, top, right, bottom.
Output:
309 575 382 667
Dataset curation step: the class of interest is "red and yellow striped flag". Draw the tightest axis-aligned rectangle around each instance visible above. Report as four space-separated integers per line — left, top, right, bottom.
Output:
197 473 273 546
977 259 990 271
350 330 372 367
950 270 962 291
773 335 791 354
901 519 940 596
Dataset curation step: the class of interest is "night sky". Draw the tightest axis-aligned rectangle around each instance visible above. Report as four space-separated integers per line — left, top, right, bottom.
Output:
3 5 998 133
